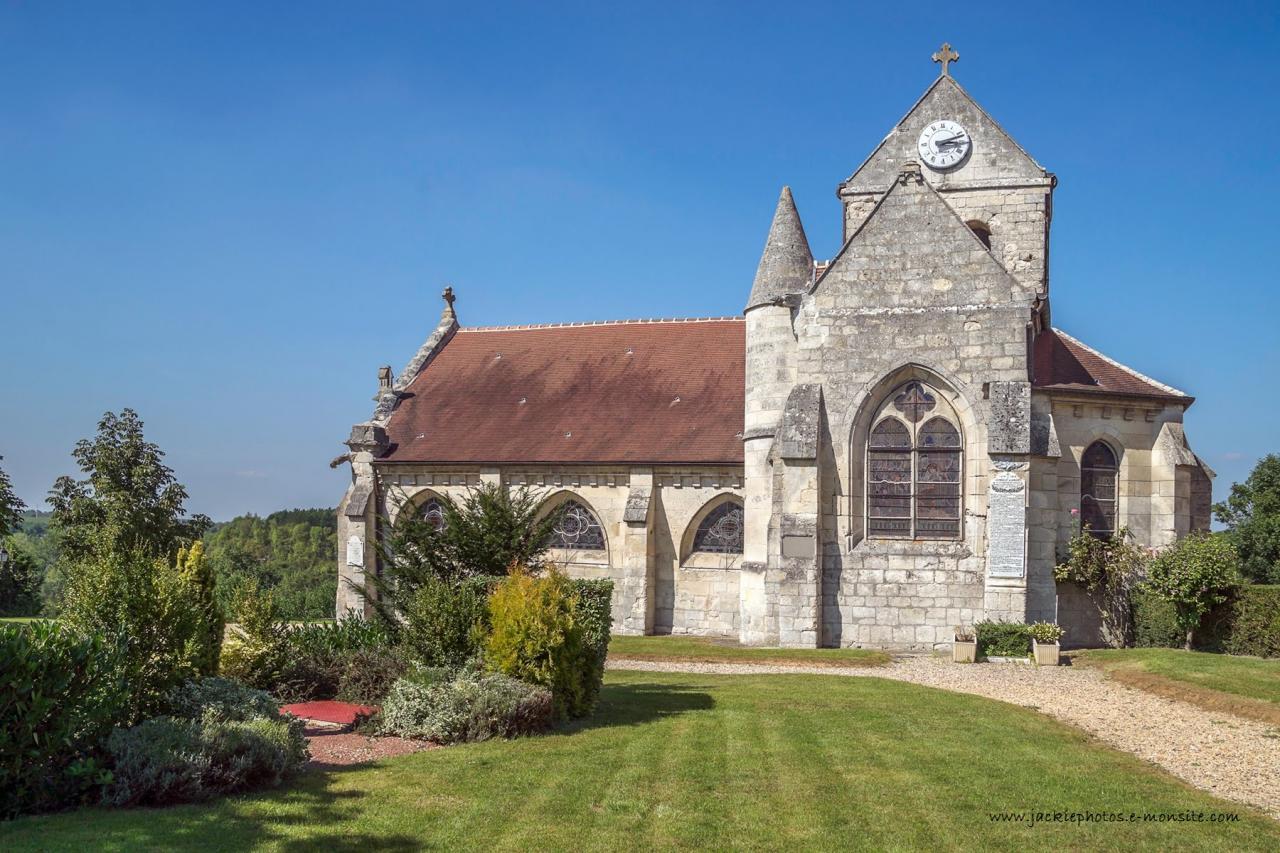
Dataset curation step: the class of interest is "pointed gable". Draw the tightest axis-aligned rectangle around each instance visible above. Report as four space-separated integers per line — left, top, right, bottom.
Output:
840 76 1049 196
746 186 814 311
815 171 1028 308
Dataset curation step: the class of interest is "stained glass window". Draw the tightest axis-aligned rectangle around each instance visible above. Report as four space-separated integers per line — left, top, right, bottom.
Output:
548 500 606 550
692 501 744 554
420 497 446 531
868 419 912 537
868 389 962 540
1080 441 1118 540
892 382 937 424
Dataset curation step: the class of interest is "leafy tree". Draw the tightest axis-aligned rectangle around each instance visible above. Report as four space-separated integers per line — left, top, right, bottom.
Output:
59 529 206 724
1214 454 1280 584
1145 533 1241 651
48 409 210 564
0 454 25 539
202 509 337 620
0 455 39 615
360 483 563 630
0 541 40 616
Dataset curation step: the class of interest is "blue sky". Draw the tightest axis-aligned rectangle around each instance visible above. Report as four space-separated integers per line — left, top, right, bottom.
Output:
1 2 1277 520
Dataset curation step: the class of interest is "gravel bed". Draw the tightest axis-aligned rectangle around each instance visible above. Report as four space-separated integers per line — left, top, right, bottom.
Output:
608 655 1280 819
306 731 435 768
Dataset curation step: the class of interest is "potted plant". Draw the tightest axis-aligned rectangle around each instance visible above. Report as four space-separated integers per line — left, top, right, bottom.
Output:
952 624 977 663
1028 622 1065 666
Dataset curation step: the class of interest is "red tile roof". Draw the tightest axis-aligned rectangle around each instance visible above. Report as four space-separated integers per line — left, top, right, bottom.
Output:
381 319 746 464
1033 328 1190 402
379 321 1189 467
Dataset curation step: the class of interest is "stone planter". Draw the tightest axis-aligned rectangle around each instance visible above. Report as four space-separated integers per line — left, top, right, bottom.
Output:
952 638 977 663
1032 640 1060 667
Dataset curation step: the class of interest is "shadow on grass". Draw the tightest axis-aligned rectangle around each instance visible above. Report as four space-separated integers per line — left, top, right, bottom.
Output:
560 680 716 735
1 766 422 852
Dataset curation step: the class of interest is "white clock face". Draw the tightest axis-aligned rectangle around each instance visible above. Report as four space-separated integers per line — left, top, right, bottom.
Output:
917 120 971 170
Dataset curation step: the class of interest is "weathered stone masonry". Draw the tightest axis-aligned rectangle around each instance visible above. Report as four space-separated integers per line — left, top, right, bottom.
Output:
336 57 1212 650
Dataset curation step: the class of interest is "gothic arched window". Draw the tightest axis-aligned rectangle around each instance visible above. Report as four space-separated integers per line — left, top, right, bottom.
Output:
548 500 606 550
420 497 446 531
1080 441 1119 539
867 381 962 540
692 501 744 554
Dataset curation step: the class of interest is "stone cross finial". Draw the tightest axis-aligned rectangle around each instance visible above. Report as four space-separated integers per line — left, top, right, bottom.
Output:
441 285 457 321
932 42 959 77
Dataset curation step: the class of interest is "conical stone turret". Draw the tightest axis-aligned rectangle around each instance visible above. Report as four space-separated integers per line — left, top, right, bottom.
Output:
746 187 813 311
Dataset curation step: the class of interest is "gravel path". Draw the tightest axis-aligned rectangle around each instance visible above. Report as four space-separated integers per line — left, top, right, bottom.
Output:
608 655 1280 819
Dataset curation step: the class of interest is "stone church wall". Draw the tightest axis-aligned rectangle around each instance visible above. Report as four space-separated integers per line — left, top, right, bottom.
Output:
349 464 745 638
792 175 1035 650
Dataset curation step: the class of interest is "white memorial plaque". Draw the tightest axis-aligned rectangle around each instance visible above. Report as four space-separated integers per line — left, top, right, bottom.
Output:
346 535 365 569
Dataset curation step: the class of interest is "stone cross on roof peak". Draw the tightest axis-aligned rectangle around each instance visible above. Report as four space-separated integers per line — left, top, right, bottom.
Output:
931 42 959 77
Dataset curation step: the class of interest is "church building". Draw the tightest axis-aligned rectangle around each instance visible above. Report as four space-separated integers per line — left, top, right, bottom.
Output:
335 48 1213 649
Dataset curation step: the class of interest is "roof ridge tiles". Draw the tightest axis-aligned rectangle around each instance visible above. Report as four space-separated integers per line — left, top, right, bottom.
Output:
460 316 744 332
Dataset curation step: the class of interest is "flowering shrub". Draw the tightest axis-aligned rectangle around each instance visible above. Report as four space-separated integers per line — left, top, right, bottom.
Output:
1027 622 1065 645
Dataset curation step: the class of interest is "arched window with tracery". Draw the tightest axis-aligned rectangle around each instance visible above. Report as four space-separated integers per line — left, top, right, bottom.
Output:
867 381 963 540
548 500 606 550
419 497 446 531
1080 442 1118 539
692 501 744 554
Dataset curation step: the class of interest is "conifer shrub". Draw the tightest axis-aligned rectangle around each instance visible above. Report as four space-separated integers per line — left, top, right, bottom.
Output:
484 568 602 719
219 580 290 691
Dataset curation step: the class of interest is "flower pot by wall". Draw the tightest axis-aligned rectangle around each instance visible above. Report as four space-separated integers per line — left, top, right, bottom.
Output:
953 639 977 663
1032 640 1060 667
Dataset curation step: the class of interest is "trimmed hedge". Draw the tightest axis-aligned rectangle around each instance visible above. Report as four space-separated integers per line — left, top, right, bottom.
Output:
975 621 1030 658
1132 586 1183 649
1132 583 1280 658
1221 585 1280 659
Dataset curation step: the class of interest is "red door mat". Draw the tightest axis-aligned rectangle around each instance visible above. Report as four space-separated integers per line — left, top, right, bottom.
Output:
280 700 377 727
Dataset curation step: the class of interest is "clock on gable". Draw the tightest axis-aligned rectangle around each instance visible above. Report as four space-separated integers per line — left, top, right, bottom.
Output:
917 120 971 170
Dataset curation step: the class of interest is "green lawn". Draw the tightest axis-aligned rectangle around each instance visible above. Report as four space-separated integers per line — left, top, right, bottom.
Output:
608 634 891 667
3 671 1276 851
1074 648 1280 724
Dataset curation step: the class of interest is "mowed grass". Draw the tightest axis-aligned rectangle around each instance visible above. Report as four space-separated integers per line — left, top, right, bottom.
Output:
608 634 891 667
3 671 1277 852
1074 648 1280 726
